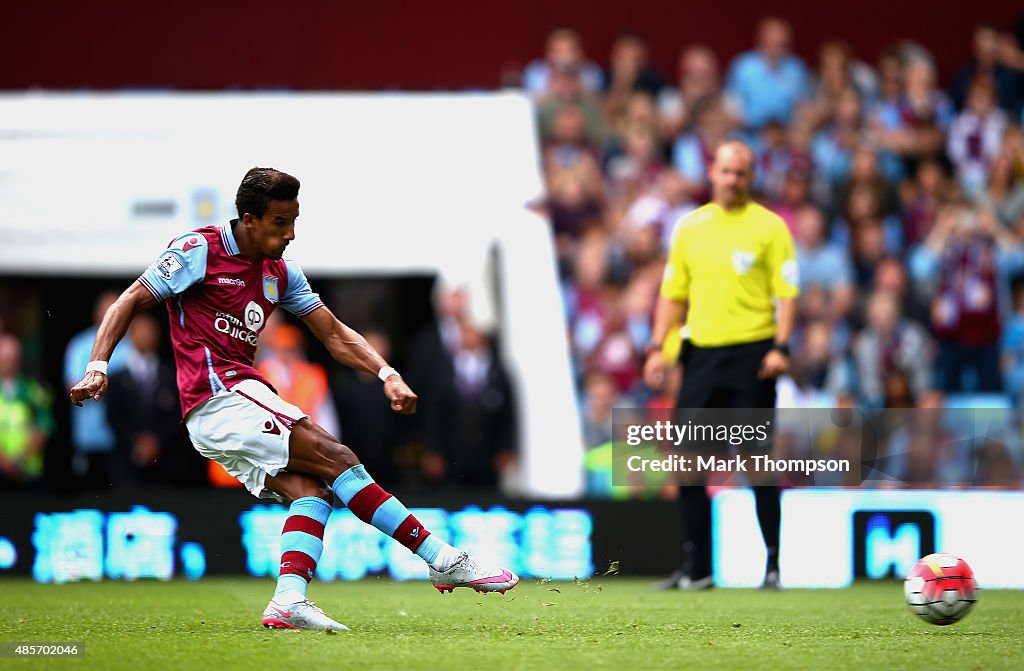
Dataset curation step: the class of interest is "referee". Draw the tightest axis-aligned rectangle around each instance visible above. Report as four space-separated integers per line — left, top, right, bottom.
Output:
644 140 799 590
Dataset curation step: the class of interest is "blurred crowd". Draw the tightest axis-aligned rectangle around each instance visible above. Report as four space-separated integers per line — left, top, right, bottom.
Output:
3 16 1024 491
519 19 1024 490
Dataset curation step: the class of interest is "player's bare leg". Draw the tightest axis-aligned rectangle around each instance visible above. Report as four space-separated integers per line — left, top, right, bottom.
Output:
286 418 520 594
259 471 348 631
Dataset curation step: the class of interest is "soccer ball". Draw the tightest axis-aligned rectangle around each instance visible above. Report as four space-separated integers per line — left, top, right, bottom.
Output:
903 553 978 625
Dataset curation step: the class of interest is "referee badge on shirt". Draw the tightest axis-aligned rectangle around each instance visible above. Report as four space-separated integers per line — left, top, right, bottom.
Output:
732 250 756 275
782 259 799 287
262 276 279 303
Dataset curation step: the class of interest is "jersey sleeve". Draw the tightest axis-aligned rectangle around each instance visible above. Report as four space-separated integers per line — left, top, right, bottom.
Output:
659 225 690 302
769 220 800 299
138 233 209 300
279 260 325 317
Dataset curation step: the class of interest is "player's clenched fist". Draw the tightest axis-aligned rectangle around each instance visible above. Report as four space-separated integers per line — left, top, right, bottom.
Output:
69 371 108 406
383 377 418 414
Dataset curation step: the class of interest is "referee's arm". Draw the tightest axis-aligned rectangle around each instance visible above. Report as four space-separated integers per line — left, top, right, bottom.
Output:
759 296 796 379
643 296 687 390
645 236 691 390
759 223 800 380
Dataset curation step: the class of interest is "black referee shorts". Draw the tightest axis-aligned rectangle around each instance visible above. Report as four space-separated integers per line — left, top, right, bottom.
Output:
673 338 776 485
676 338 776 410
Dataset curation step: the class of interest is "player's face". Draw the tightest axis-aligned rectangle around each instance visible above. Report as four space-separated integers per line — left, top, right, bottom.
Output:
250 199 298 260
709 145 754 209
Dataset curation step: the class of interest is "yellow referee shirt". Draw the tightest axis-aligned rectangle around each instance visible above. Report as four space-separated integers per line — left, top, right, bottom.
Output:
660 201 799 347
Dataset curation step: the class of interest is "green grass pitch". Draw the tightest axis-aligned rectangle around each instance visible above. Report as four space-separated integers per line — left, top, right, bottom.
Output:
2 577 1022 670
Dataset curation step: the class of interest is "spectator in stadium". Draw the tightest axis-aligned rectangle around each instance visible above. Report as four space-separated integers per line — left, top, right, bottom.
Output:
657 44 728 139
874 46 904 114
585 283 644 398
924 205 1023 393
833 145 903 226
951 23 1022 116
105 313 190 485
542 101 603 169
947 81 1009 198
566 231 615 373
605 121 666 203
793 203 855 320
884 390 947 487
783 319 852 405
0 333 53 484
63 291 135 488
974 439 1020 488
977 142 1024 229
902 157 950 250
850 218 892 292
873 53 954 176
770 168 816 235
536 54 605 147
603 91 663 168
580 369 619 449
811 87 869 195
794 284 852 357
622 168 696 256
882 369 916 408
869 255 931 327
725 16 812 131
834 180 903 284
998 22 1024 75
806 41 879 127
1000 283 1024 406
671 96 737 201
851 290 933 407
422 321 517 489
752 121 795 201
644 140 798 590
601 33 665 125
522 27 603 100
542 148 606 276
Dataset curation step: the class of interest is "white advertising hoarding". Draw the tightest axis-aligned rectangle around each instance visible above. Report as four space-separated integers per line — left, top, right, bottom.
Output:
714 489 1024 589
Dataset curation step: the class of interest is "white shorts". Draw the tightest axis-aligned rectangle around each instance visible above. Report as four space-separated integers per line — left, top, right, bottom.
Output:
184 379 308 499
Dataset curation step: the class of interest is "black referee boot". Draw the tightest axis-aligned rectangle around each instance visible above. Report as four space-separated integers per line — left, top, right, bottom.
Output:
759 550 781 590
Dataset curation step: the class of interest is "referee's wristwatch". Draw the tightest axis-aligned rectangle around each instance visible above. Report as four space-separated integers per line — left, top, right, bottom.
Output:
771 342 790 357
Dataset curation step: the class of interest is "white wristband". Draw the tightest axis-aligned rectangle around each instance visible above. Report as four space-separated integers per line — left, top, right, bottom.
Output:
85 360 109 375
378 366 399 383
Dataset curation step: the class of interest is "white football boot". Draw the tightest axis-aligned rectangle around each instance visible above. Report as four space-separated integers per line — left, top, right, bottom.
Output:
261 591 349 631
429 553 520 594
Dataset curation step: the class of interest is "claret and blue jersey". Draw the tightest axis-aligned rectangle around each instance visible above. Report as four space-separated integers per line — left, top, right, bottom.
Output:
138 220 324 417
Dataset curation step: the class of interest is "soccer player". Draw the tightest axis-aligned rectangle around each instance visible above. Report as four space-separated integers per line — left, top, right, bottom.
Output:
644 141 798 590
69 167 519 631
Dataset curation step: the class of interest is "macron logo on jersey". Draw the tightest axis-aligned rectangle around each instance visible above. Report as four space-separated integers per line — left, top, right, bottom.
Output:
182 236 202 252
217 277 246 287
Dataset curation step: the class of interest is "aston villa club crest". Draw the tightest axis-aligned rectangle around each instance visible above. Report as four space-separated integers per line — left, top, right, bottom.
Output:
263 276 279 303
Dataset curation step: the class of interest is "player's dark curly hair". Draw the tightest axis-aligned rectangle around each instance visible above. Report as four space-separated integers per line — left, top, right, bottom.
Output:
235 167 300 218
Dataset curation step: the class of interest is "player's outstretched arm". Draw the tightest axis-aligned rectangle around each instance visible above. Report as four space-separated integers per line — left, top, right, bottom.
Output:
68 281 157 406
300 305 417 415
